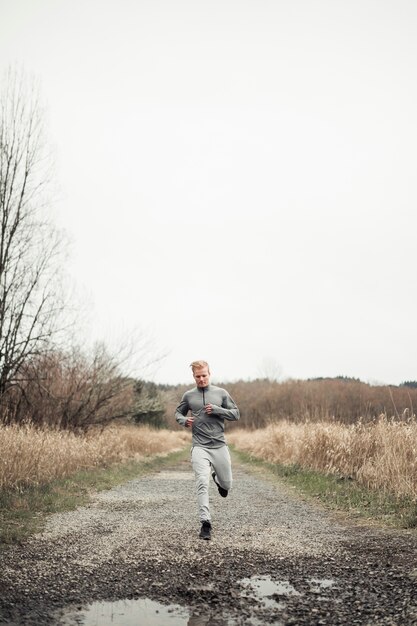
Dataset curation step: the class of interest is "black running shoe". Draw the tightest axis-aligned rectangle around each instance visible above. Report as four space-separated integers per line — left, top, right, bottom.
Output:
212 472 228 498
199 520 211 540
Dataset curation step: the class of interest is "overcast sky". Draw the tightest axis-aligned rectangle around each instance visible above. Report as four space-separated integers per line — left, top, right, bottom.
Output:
1 0 416 385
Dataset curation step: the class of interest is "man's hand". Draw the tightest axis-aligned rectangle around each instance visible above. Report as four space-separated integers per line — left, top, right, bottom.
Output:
205 404 213 414
185 416 194 427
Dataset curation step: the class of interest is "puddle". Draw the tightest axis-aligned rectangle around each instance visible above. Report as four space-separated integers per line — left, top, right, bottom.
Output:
60 598 189 625
309 578 336 591
239 576 336 607
308 578 337 600
60 598 231 626
240 575 300 608
60 577 337 625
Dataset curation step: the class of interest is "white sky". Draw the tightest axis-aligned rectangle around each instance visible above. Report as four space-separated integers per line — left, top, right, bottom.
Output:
1 0 416 385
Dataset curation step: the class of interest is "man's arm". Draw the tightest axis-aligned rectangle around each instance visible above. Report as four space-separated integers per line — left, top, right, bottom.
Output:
206 391 240 421
175 394 191 427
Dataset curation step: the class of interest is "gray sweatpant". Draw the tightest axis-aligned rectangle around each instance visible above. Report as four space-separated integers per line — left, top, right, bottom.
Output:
191 445 233 522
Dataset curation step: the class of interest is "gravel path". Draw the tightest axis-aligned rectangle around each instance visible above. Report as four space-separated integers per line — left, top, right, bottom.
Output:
0 454 416 625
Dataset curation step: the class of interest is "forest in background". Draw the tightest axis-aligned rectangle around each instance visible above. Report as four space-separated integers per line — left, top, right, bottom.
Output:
161 376 417 430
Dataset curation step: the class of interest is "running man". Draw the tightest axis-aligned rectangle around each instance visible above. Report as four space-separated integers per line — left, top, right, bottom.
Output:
175 360 240 540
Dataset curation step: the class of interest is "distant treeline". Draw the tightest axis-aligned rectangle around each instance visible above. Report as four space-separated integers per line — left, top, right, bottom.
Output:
162 377 417 429
3 363 416 431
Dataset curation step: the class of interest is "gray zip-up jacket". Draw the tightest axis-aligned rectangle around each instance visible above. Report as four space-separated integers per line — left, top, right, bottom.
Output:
175 384 240 448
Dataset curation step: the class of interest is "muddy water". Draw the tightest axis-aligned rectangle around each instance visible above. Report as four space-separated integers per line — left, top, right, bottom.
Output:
61 598 189 625
60 575 337 625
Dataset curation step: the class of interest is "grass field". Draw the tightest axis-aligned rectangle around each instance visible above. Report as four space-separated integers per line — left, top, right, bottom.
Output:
228 417 417 528
0 423 190 491
228 417 417 499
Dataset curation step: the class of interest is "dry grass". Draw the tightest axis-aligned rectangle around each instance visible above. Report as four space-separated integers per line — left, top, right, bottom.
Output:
0 424 190 491
228 417 417 499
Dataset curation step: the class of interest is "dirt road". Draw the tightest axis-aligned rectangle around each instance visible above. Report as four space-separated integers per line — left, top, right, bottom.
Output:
0 454 416 625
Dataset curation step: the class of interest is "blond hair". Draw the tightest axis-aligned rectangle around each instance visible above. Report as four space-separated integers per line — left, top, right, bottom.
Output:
190 360 210 372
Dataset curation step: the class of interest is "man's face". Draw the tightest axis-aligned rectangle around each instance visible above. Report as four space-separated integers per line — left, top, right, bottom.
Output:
193 366 210 388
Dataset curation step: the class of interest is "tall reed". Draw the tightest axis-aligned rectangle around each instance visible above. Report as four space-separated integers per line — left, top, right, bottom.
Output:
228 416 417 499
0 424 190 491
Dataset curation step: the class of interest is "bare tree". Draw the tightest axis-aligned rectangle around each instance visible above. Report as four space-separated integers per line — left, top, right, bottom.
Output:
0 68 64 412
6 330 167 429
11 344 135 430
